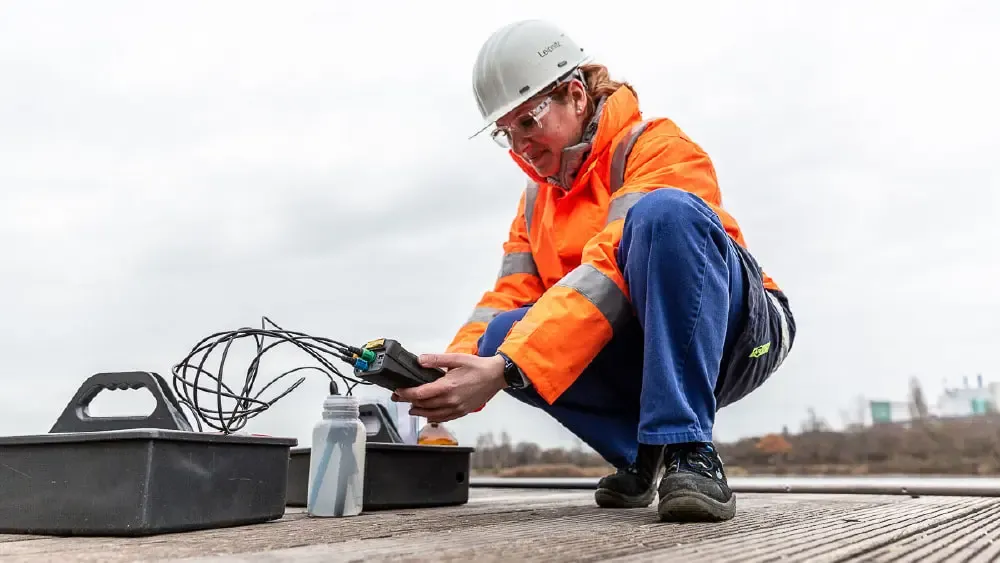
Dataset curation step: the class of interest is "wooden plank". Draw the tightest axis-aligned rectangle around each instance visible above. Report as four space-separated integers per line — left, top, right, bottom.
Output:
606 496 996 562
861 500 1000 562
0 490 996 562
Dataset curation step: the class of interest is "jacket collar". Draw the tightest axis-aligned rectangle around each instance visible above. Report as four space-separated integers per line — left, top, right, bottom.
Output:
545 96 605 188
508 85 643 190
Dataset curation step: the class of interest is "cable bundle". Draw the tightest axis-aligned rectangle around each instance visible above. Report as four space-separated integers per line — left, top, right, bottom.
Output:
170 316 373 434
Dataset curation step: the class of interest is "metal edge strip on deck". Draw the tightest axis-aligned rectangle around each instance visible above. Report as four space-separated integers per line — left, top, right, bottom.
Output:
469 476 1000 497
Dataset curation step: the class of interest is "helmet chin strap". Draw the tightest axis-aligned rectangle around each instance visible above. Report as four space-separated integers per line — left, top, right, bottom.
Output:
546 94 606 190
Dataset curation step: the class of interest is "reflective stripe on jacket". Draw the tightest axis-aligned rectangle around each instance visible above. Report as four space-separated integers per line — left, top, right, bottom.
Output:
446 85 780 404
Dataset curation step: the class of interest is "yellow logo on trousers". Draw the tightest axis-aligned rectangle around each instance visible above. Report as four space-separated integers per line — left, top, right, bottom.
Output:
750 342 771 358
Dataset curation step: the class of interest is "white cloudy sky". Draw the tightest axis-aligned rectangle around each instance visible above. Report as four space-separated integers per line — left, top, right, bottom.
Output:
1 1 997 451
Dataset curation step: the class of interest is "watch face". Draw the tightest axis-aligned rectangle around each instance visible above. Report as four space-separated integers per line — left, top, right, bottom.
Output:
502 358 519 386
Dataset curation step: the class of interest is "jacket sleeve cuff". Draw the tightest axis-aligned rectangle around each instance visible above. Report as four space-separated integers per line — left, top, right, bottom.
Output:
496 339 565 404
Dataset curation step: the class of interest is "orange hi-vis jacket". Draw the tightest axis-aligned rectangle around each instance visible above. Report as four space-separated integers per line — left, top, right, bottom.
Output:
447 85 780 405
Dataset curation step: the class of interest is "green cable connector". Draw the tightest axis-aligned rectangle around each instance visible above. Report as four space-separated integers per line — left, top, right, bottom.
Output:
360 349 377 363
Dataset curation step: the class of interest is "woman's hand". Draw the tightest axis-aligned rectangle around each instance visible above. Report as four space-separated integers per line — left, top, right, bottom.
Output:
392 353 507 422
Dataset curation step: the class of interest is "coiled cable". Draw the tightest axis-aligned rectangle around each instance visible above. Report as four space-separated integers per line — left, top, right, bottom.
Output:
170 316 373 434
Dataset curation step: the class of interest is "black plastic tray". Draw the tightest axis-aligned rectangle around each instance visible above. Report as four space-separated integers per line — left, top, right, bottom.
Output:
0 371 297 536
286 442 473 510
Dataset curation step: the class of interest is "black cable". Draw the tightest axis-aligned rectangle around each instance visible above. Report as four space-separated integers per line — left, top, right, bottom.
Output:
170 316 373 434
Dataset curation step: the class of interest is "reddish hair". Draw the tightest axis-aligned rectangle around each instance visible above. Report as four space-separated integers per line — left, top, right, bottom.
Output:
552 63 637 121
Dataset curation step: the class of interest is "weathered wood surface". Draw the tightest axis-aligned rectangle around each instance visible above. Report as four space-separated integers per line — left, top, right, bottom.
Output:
2 488 999 562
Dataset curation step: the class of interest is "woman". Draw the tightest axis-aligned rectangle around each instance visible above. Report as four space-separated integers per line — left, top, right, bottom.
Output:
394 19 796 522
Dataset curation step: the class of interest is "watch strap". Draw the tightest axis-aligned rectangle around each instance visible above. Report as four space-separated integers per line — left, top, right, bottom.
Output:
497 352 529 389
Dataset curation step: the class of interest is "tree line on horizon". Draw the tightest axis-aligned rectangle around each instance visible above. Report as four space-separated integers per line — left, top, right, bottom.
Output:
471 380 1000 477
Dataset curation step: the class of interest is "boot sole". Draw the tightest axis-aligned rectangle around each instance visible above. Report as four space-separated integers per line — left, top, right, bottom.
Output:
594 486 656 508
657 490 736 522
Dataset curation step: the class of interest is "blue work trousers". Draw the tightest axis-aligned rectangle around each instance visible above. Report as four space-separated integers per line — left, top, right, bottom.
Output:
477 188 794 469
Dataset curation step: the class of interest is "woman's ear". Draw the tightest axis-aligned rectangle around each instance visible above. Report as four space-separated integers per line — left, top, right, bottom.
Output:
574 87 587 115
570 82 589 115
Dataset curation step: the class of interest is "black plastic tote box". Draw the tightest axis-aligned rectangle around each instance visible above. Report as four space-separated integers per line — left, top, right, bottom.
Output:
0 371 297 536
285 402 474 510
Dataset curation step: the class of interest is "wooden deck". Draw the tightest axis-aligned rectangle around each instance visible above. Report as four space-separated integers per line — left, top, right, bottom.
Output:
2 487 999 562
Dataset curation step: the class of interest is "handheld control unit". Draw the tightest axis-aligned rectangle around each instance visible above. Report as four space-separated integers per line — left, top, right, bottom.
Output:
351 338 445 391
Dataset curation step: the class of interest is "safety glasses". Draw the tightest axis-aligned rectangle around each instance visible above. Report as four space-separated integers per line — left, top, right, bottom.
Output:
490 96 553 149
489 70 583 149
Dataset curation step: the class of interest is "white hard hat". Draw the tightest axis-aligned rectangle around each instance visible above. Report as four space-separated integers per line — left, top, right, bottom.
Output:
471 20 591 137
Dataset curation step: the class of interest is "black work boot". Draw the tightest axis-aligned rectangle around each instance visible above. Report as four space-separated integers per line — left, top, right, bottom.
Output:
657 442 736 522
595 444 664 508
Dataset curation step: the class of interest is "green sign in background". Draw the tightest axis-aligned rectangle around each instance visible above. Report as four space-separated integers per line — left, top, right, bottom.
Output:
870 401 893 423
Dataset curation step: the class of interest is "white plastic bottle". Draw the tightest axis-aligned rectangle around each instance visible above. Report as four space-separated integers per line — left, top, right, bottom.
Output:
306 394 366 517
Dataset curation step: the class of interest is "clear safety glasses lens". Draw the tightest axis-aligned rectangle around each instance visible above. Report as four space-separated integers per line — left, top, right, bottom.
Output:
491 128 513 148
490 98 553 149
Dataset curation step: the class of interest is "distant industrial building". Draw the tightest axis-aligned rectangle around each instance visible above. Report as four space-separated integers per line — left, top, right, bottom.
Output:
867 374 994 425
936 374 997 417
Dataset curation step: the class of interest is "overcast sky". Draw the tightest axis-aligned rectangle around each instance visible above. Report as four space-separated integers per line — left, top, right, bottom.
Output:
1 1 997 452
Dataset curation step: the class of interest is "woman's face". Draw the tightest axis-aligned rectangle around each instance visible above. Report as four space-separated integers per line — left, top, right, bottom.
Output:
495 80 588 178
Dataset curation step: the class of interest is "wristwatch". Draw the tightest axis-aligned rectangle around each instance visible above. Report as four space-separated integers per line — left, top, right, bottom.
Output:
497 352 529 389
